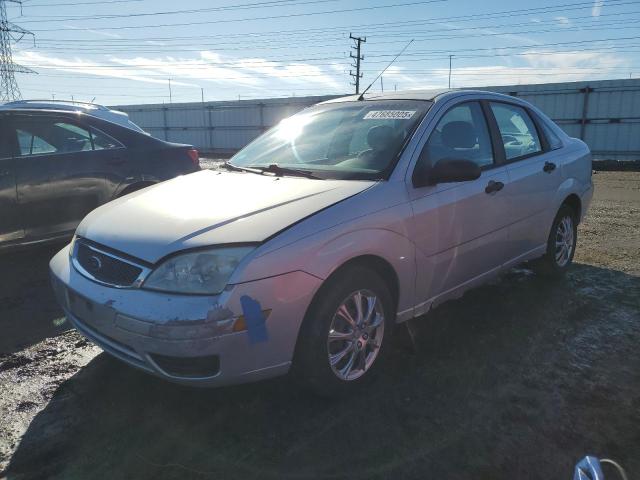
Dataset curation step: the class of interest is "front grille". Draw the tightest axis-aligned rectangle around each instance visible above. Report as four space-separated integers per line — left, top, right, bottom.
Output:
75 241 143 287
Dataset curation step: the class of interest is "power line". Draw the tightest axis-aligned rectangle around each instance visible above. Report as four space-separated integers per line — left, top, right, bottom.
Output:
19 0 447 25
22 19 640 55
27 11 640 44
24 0 638 32
29 10 640 42
26 0 451 31
16 34 640 68
19 0 144 6
21 65 640 82
15 0 339 20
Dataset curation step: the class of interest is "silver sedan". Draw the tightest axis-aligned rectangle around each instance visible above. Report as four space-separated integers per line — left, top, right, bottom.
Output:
50 89 593 394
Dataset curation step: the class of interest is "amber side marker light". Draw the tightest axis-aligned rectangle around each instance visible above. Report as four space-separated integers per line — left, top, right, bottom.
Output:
232 309 272 332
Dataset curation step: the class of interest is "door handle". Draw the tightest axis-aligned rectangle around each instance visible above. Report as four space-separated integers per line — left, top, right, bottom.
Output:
108 157 125 166
485 180 504 194
543 161 557 173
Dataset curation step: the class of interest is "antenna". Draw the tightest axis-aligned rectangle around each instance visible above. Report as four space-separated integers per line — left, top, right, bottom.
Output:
358 39 413 101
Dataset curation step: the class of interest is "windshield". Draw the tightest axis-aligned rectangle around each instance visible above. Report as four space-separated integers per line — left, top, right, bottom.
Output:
229 100 431 180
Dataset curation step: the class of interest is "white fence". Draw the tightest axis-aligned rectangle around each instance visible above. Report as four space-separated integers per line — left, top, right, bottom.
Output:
114 78 640 160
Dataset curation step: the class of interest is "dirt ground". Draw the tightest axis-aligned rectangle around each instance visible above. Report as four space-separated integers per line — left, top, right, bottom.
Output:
1 172 639 480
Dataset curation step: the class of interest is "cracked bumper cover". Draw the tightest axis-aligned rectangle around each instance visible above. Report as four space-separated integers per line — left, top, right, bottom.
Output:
49 245 322 387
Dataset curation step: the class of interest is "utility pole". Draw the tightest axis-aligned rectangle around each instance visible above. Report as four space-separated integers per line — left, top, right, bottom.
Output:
448 54 453 89
168 78 172 103
0 0 36 101
349 33 366 95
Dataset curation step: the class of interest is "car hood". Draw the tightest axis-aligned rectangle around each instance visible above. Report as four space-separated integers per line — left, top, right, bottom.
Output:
77 170 375 263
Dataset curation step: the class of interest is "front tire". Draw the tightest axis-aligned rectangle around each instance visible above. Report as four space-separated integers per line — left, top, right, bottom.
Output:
535 205 578 276
293 267 395 396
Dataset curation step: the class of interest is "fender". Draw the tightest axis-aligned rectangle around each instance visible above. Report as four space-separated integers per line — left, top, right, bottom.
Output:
549 176 583 231
234 226 417 319
306 228 417 315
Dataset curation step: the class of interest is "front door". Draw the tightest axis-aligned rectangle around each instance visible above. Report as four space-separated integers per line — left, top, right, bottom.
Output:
0 117 22 243
10 113 109 239
408 101 512 310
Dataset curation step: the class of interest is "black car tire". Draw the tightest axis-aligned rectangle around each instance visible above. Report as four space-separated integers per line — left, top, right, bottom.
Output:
293 266 395 397
534 204 578 277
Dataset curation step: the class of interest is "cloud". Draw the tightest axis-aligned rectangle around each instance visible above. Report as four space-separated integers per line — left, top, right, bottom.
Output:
14 50 346 98
435 20 542 47
381 50 628 91
65 25 122 39
555 16 570 25
519 49 625 71
14 51 197 87
234 58 342 89
592 0 604 17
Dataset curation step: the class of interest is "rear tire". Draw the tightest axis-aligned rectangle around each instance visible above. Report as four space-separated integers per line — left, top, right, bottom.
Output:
293 267 395 397
534 205 578 277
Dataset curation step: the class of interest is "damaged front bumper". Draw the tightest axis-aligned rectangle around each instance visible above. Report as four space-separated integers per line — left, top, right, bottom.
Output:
49 244 321 387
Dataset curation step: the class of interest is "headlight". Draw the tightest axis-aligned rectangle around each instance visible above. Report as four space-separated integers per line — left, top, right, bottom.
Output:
143 246 255 294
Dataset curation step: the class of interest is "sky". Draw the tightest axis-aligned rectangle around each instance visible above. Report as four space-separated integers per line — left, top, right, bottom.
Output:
6 0 640 105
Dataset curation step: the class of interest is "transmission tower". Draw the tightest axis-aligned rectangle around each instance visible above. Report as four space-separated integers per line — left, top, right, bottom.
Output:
0 0 35 101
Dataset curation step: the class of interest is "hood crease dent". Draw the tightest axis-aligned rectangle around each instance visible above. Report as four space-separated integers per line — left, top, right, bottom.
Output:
76 170 374 263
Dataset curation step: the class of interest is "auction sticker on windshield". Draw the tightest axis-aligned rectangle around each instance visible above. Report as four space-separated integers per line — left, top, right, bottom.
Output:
363 110 416 120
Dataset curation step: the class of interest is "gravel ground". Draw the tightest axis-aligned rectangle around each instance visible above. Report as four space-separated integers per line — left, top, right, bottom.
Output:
1 172 639 480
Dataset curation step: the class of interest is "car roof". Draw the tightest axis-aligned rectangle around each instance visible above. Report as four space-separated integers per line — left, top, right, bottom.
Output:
0 100 147 133
318 88 517 104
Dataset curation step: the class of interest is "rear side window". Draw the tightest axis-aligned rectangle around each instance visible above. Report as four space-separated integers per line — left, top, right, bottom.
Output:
490 102 542 161
54 122 93 152
91 128 123 150
12 117 122 156
420 101 494 169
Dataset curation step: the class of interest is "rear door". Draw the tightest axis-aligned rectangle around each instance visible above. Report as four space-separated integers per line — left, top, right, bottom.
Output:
488 102 564 259
0 115 22 243
11 113 112 239
408 100 512 308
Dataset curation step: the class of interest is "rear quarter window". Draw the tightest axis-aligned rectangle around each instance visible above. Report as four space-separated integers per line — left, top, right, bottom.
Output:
537 115 563 150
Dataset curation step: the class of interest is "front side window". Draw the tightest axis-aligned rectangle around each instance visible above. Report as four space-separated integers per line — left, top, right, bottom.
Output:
490 102 542 160
419 101 494 169
13 117 122 156
229 100 431 180
17 128 56 156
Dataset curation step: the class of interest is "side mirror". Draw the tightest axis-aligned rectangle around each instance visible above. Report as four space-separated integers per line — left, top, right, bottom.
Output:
413 157 482 188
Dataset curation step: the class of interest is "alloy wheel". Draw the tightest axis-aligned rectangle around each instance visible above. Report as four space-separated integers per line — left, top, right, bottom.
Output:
327 289 385 381
555 215 575 267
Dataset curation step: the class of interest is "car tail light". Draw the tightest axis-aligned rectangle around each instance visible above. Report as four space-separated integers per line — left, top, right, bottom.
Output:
186 148 199 167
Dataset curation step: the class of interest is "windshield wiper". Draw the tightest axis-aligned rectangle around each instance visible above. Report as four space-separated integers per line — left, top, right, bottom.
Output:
220 162 263 175
245 164 322 180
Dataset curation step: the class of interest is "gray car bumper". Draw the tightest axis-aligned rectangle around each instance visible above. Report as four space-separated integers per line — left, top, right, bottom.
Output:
49 244 322 387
